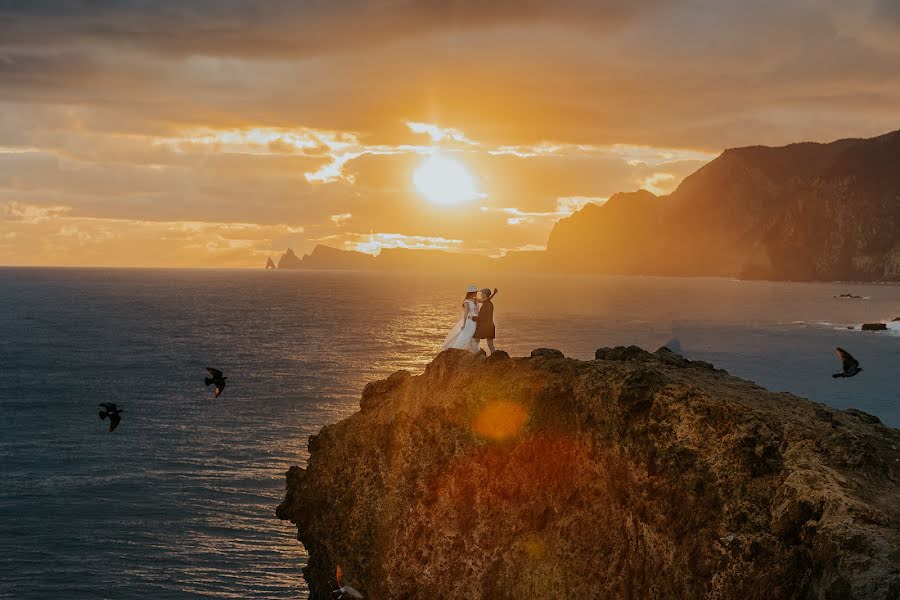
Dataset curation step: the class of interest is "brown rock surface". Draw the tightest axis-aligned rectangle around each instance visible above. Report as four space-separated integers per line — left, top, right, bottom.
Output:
277 348 900 599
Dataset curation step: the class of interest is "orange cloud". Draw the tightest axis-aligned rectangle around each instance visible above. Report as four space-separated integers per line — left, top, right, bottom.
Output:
346 232 464 255
3 0 898 268
330 213 352 226
0 202 304 267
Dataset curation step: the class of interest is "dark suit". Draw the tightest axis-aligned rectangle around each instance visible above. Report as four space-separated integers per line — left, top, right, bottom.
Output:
474 300 495 340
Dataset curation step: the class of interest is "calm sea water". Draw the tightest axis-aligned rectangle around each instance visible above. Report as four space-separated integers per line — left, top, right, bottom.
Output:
1 268 899 598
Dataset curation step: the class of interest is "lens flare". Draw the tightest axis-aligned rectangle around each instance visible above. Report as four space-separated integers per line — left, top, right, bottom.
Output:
472 400 528 440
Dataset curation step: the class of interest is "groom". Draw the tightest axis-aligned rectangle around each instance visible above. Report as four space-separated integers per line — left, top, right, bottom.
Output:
473 287 497 355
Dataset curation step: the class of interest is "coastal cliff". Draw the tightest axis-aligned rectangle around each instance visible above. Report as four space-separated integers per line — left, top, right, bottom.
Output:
278 348 900 599
546 130 900 281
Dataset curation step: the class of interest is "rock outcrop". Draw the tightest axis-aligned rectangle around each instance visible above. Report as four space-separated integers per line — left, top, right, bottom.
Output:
276 248 303 269
278 347 900 599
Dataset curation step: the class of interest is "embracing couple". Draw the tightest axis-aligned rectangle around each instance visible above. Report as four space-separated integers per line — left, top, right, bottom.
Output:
442 285 498 355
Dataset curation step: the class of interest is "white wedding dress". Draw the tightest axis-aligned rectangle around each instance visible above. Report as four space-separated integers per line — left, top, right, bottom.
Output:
443 299 479 352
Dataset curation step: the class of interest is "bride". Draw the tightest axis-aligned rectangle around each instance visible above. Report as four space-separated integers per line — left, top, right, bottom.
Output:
443 285 480 352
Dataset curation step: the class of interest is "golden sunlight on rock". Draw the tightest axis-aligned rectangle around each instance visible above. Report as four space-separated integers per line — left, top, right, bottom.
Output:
521 535 547 561
472 400 528 441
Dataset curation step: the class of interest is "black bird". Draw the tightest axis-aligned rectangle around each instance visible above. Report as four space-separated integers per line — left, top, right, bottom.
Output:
98 403 123 432
205 367 227 397
833 347 863 378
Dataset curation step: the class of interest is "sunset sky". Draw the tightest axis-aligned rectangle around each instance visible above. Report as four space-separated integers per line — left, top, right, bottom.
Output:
1 0 899 267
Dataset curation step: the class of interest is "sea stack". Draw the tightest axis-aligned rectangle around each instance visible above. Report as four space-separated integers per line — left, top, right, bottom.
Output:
265 256 276 269
278 348 900 599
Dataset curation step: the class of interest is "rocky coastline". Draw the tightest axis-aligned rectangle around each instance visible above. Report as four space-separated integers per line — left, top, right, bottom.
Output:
278 346 900 599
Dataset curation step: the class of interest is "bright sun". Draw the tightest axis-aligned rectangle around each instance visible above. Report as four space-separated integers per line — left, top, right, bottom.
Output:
413 153 480 206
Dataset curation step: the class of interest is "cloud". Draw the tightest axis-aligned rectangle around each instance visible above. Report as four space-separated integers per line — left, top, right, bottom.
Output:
0 201 306 267
556 196 606 213
493 196 603 226
3 3 898 151
0 1 663 59
345 232 464 255
1 1 899 266
407 121 478 145
639 173 677 195
0 115 725 266
330 213 352 226
2 201 71 223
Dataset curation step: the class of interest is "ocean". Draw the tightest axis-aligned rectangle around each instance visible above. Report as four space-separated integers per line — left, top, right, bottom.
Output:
1 267 898 599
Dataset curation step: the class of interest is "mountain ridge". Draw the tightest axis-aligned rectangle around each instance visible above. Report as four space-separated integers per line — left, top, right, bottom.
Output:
269 129 900 281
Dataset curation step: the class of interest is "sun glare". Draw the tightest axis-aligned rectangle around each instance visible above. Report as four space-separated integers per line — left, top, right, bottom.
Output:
413 153 481 206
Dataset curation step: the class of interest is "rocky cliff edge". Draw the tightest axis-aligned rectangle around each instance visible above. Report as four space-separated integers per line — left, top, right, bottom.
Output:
277 347 900 599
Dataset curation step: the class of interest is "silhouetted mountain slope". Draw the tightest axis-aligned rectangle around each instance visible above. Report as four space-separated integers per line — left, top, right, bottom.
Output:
287 244 375 270
273 245 495 273
547 190 663 274
547 129 900 280
269 130 900 281
276 248 303 269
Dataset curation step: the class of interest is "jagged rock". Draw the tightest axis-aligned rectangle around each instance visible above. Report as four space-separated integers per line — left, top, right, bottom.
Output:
654 345 692 367
595 345 653 362
277 248 303 269
862 323 888 331
529 348 564 359
265 256 276 269
845 408 883 425
278 349 900 599
360 370 410 412
692 360 718 371
486 350 510 362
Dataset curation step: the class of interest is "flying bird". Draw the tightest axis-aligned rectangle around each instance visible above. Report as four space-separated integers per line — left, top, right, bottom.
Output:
332 564 363 599
205 367 227 397
833 347 863 378
98 403 123 432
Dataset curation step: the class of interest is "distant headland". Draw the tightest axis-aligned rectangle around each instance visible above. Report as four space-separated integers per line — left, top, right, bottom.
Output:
268 129 900 282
